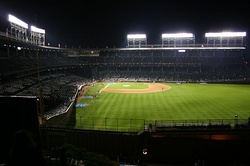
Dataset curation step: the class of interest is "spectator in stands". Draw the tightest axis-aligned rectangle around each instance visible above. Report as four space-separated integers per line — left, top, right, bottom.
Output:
5 129 45 166
149 122 152 132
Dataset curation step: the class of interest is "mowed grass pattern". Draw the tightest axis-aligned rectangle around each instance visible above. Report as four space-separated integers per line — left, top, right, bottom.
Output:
75 82 250 130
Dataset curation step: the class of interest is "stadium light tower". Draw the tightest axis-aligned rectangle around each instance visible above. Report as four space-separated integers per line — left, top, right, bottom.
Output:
8 14 28 42
161 33 195 47
127 34 147 47
31 25 46 46
205 32 246 47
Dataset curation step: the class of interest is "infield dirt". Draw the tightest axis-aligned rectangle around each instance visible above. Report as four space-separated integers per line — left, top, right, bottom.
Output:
100 83 171 93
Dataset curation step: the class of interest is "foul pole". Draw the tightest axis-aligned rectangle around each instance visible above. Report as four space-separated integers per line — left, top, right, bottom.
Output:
36 49 45 124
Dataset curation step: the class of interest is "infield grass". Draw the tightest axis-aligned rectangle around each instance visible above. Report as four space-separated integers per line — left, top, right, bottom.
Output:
106 82 148 89
75 82 250 131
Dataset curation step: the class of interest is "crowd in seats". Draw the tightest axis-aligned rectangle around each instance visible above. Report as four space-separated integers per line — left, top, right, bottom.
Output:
92 49 249 82
1 44 249 82
1 43 250 119
0 72 87 120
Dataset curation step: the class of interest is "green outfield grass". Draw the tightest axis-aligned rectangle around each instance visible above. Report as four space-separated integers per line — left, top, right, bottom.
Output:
75 82 250 131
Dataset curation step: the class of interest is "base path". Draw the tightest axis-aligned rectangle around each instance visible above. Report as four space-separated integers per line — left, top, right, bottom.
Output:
100 83 171 94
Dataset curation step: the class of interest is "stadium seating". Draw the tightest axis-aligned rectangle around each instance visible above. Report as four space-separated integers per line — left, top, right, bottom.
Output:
1 35 250 120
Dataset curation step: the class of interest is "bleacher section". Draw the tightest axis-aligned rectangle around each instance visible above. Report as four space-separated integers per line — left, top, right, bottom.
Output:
94 49 250 82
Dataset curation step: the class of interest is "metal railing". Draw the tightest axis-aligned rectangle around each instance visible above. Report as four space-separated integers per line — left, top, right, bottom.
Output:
44 117 250 133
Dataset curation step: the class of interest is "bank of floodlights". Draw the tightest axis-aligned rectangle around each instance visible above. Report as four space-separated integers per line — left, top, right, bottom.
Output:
205 32 246 47
31 25 46 46
8 14 28 42
8 14 46 46
162 33 195 47
127 34 147 47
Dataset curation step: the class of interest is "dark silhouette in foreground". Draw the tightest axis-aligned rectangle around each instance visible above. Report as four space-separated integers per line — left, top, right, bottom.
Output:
5 129 45 166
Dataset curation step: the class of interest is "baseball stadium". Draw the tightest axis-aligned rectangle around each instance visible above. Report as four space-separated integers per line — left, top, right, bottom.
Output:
1 14 250 166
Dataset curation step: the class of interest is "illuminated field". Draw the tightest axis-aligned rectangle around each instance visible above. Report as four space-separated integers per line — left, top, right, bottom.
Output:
75 82 250 131
106 82 148 89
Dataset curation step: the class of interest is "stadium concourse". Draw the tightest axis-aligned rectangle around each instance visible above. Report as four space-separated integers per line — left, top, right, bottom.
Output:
1 31 250 165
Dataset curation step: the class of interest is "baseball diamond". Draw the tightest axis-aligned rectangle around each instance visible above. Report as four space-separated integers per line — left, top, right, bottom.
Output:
1 21 250 166
100 83 172 93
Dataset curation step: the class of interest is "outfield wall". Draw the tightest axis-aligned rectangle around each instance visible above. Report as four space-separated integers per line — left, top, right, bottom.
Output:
44 85 85 127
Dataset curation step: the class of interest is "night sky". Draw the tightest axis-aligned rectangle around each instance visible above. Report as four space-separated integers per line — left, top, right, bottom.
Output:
0 0 249 48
